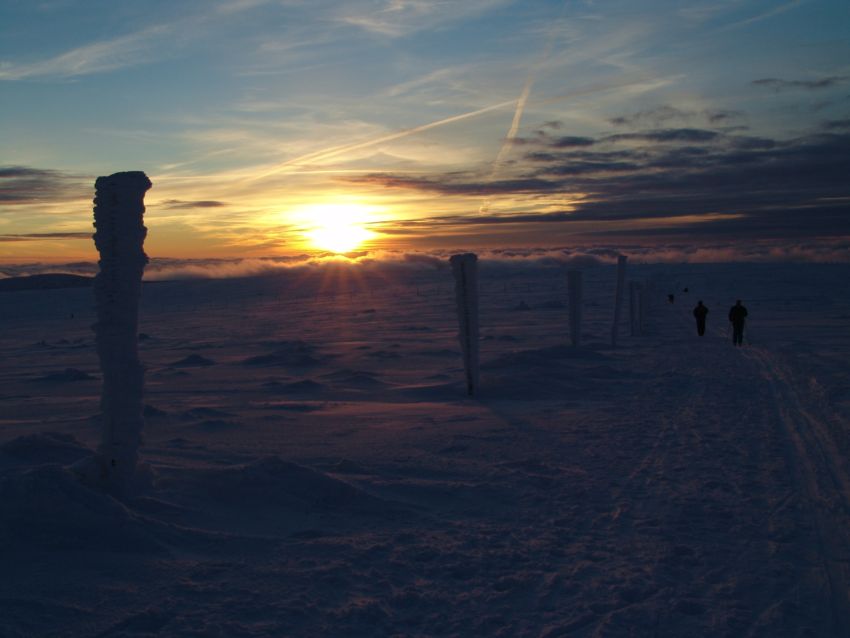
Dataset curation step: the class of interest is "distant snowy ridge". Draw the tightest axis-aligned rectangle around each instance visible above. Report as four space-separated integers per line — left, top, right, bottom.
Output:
0 273 92 292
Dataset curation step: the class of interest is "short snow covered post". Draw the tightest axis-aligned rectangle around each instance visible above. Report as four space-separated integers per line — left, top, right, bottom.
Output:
567 269 582 347
90 171 151 495
450 253 479 396
610 255 627 347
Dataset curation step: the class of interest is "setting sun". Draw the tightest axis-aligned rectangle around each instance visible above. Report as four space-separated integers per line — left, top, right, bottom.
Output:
298 203 377 253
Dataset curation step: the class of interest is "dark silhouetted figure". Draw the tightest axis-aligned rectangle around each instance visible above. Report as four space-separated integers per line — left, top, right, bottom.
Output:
728 299 748 346
668 293 675 304
693 301 708 336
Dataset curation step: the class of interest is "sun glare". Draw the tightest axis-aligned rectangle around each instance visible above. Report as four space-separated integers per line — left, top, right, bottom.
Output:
299 203 377 253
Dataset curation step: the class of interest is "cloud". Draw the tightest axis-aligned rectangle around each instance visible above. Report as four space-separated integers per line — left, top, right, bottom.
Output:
722 0 806 30
3 238 848 283
347 122 850 242
605 128 721 144
0 232 90 242
752 76 849 91
822 118 850 131
336 0 511 38
516 135 596 148
350 173 561 196
705 109 744 125
158 199 228 209
608 106 744 129
369 212 579 236
0 24 178 80
0 165 85 203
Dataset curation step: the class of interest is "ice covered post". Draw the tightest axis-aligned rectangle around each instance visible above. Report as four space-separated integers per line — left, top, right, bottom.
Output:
567 269 582 347
610 255 627 346
450 253 480 396
91 171 151 494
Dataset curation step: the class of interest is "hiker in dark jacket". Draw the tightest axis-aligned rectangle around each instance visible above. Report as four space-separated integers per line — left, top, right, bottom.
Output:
693 301 708 336
728 300 748 346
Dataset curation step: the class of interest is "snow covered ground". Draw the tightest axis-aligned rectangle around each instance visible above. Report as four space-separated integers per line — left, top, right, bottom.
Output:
1 260 849 637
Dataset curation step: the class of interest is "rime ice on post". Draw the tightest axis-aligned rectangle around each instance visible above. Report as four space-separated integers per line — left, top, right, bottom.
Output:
450 253 479 396
610 255 627 347
567 270 582 347
90 171 151 494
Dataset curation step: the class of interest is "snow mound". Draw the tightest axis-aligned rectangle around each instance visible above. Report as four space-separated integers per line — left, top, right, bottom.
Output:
32 368 95 383
169 354 215 367
322 369 388 389
143 404 168 419
0 465 165 553
260 402 324 412
166 456 392 513
262 379 326 395
242 350 320 367
483 344 608 368
180 407 234 420
0 432 91 466
364 349 402 359
244 340 321 367
193 419 239 431
539 299 566 309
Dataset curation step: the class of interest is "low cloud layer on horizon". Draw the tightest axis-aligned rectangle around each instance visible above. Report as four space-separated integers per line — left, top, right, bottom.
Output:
3 238 849 282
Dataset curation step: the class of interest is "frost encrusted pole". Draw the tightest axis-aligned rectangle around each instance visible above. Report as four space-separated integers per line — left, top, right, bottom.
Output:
567 269 582 347
610 255 627 347
91 171 151 494
450 253 479 396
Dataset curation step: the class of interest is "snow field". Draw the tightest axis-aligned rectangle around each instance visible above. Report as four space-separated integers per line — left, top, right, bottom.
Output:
1 261 849 637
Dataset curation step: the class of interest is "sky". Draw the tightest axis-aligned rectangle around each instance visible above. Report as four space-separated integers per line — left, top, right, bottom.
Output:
1 0 849 266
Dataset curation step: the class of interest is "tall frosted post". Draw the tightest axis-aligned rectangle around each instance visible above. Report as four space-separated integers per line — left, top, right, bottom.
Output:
91 171 151 494
610 255 627 346
450 253 479 396
567 269 582 347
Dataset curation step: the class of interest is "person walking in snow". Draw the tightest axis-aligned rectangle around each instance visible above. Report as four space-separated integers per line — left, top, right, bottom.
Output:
728 299 748 346
693 300 708 336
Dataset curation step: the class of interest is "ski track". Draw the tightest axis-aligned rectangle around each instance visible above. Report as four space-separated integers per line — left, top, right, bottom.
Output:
744 346 850 635
1 264 849 637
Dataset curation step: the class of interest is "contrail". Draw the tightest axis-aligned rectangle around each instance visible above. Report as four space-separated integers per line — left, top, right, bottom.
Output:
245 98 519 183
478 78 534 214
480 2 568 214
239 74 649 186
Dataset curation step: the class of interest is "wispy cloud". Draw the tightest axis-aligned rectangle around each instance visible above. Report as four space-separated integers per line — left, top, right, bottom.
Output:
158 199 228 209
0 166 86 203
336 0 512 38
246 98 520 181
752 76 849 91
823 118 850 131
722 0 806 30
609 106 745 128
0 24 178 80
0 232 91 242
